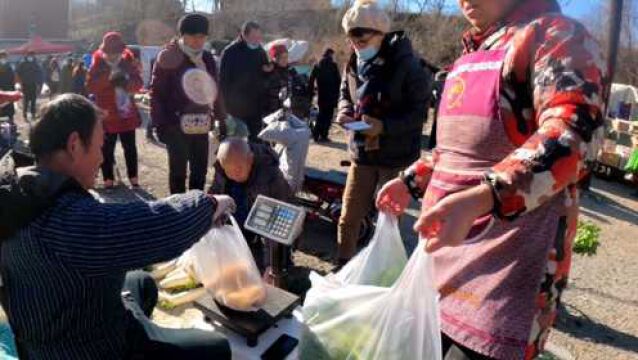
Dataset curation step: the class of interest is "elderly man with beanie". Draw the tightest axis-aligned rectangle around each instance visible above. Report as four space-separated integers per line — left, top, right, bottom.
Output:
151 13 225 195
219 21 271 140
335 0 431 265
309 48 341 142
87 31 144 189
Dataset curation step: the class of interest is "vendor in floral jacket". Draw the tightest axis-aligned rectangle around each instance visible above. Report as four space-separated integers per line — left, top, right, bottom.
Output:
151 13 226 194
87 31 143 188
377 0 605 359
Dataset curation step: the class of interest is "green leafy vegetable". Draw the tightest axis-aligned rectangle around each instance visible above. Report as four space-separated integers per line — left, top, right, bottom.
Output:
574 221 601 256
158 299 177 311
165 279 200 294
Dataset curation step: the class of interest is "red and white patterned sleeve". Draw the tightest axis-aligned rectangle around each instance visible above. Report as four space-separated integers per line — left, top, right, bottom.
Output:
488 15 606 220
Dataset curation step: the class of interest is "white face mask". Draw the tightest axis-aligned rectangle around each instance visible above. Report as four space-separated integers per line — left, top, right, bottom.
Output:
179 38 204 58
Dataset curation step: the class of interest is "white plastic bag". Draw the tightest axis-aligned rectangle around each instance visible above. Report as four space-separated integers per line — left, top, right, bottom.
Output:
301 241 442 360
40 83 50 97
190 217 267 312
332 213 407 287
259 111 311 192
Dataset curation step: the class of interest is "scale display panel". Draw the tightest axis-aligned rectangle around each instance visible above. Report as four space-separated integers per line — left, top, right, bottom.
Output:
244 196 305 245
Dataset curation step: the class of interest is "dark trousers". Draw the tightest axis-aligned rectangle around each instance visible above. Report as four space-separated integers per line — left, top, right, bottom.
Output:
160 127 209 194
22 84 37 119
245 115 263 142
102 131 138 181
123 271 231 359
48 82 59 99
314 103 334 140
441 333 495 360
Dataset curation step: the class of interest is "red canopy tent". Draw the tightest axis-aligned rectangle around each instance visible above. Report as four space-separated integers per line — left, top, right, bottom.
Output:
6 36 74 55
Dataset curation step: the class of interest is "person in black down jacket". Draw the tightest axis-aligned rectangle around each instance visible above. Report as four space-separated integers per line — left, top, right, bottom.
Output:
0 51 16 124
309 48 341 142
16 52 43 122
335 0 432 265
262 44 292 118
219 21 271 141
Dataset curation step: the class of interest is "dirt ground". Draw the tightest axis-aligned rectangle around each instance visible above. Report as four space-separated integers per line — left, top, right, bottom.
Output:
14 107 636 359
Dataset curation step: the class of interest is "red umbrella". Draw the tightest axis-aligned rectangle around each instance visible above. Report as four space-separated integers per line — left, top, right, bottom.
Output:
6 36 74 55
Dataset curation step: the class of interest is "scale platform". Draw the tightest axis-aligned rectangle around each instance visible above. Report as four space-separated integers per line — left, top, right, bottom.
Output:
194 285 301 347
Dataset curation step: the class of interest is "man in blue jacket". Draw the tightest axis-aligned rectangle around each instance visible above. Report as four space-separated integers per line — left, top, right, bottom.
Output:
0 94 235 359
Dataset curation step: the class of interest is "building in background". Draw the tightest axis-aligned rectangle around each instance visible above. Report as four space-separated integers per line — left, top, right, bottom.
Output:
0 0 70 39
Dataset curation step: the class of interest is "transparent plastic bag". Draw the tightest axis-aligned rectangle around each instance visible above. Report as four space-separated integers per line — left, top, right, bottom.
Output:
301 241 442 360
190 217 267 311
332 213 407 287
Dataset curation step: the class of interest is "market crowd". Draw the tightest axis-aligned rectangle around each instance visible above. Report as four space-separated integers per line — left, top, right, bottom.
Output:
0 0 607 359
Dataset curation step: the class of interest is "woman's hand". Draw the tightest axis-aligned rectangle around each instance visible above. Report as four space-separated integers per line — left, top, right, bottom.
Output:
376 178 411 216
336 113 355 125
415 184 494 253
361 115 384 137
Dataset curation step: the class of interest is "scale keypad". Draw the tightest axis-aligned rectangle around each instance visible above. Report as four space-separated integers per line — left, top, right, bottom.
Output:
249 204 298 241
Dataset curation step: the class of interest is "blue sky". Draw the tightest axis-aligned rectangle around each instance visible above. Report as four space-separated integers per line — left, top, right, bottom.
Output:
559 0 601 19
193 1 602 19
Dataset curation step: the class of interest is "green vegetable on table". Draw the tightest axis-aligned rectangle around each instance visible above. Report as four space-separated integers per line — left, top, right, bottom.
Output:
158 299 177 311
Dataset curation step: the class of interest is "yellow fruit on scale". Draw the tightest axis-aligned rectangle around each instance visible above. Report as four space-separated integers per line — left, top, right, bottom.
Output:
204 262 267 311
217 285 267 311
207 262 255 290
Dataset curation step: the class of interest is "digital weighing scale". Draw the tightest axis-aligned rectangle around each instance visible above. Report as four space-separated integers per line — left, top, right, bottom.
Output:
195 196 306 348
244 195 305 247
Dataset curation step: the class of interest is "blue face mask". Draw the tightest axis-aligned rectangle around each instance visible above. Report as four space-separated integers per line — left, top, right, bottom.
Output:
355 46 379 62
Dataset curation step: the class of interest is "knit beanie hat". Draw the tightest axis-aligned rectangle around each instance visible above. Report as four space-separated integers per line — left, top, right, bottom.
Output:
342 0 391 34
178 13 209 36
101 32 126 54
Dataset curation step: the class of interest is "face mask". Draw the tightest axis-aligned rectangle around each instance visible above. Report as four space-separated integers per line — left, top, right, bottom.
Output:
179 38 203 57
355 46 379 62
0 59 6 65
26 57 34 62
247 43 261 50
